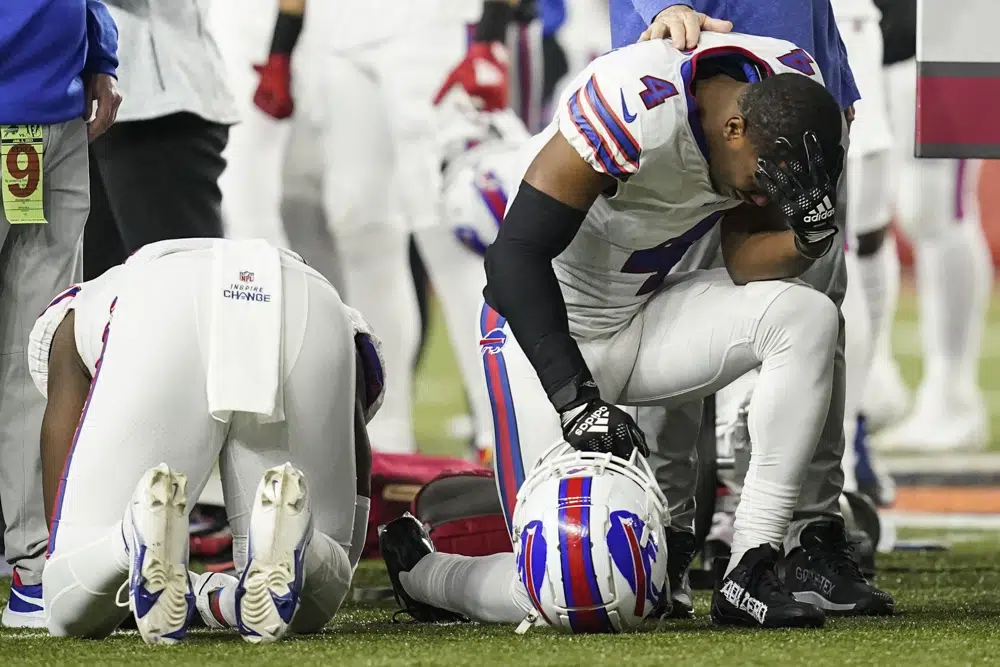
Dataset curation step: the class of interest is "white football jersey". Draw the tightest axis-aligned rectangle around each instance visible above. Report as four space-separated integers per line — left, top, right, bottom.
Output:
536 32 827 338
300 0 480 53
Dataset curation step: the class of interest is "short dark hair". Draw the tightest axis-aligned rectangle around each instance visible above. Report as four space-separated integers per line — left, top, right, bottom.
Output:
738 73 842 171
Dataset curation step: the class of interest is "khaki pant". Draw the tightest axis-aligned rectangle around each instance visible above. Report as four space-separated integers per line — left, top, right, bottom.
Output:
0 118 89 583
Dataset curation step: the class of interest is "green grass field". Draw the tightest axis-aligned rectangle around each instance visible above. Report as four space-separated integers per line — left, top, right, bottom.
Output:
4 288 1000 662
3 535 1000 666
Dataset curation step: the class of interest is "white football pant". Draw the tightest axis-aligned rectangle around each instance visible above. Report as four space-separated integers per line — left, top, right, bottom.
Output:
44 254 358 637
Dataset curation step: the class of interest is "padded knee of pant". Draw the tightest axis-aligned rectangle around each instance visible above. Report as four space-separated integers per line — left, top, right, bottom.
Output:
762 284 839 354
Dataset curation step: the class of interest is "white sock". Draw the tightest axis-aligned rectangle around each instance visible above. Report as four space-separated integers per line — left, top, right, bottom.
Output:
728 288 837 575
858 234 899 352
915 220 993 396
338 225 419 453
348 496 371 571
43 521 130 638
400 552 525 623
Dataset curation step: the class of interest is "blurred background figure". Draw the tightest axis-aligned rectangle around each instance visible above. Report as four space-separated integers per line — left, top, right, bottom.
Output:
213 0 487 454
0 0 120 628
83 0 236 280
866 0 994 453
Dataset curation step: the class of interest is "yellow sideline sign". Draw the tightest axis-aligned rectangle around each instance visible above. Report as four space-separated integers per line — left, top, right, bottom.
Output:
1 124 46 224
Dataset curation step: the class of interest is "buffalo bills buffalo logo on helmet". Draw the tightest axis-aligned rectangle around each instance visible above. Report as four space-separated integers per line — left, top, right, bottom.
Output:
517 520 550 623
480 327 507 355
606 510 662 616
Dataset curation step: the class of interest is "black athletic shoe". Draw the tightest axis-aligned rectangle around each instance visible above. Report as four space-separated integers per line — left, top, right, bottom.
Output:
780 520 894 616
711 544 825 628
379 514 467 623
663 529 696 619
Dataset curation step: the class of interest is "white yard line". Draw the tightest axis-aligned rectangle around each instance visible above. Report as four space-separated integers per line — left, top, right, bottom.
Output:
885 510 1000 530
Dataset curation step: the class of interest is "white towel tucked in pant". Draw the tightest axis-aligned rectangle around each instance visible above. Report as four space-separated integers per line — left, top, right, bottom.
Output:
207 239 285 423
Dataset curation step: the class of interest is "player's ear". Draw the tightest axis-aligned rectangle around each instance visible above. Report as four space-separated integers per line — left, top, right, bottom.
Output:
723 115 748 145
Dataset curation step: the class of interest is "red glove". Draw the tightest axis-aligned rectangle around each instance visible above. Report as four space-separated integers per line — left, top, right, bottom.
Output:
253 53 294 120
434 41 509 111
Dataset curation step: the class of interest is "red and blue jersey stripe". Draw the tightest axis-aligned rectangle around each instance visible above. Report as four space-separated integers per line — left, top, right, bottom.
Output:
583 76 640 169
567 74 641 180
40 285 81 316
568 88 623 178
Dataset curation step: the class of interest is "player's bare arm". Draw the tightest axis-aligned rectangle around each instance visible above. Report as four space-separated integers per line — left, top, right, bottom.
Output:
720 204 818 284
39 311 91 523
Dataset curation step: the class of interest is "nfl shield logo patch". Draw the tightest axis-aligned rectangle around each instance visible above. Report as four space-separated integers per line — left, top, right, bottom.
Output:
239 271 254 283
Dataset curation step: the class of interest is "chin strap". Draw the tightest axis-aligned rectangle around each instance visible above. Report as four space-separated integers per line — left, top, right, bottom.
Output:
514 609 541 635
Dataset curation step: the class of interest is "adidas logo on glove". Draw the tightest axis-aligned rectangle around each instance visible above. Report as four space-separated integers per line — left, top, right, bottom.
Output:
803 196 835 223
573 405 610 437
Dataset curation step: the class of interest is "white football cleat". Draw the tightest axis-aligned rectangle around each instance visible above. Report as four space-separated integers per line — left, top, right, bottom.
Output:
124 463 195 645
872 390 988 452
236 463 313 644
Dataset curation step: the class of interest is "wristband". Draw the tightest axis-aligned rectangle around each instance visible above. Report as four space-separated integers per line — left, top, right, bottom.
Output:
794 234 835 260
269 11 303 55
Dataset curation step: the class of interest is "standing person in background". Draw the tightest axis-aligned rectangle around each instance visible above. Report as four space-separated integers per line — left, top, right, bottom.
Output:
0 0 120 628
868 0 993 452
83 0 237 280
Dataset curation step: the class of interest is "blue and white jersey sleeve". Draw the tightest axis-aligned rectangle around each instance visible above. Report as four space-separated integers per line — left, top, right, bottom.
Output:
557 45 681 183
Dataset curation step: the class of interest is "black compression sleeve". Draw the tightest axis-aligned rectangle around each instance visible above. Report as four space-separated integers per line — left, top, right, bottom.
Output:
483 182 601 412
475 0 514 42
269 11 303 55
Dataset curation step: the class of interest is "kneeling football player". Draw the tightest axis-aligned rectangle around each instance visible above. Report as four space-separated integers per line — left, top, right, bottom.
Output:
382 30 894 632
36 238 381 644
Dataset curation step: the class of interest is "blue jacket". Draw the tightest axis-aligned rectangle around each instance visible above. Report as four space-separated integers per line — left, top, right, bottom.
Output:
609 0 859 110
0 0 119 124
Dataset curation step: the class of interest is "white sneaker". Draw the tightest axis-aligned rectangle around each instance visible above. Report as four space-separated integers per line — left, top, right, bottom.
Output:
236 463 313 644
2 572 45 628
123 463 195 645
872 392 988 452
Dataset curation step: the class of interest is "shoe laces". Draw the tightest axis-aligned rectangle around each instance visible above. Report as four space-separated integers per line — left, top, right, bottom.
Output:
809 530 866 582
115 580 130 609
746 551 784 598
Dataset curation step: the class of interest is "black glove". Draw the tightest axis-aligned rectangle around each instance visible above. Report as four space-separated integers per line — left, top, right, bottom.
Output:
756 131 845 253
559 399 649 459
